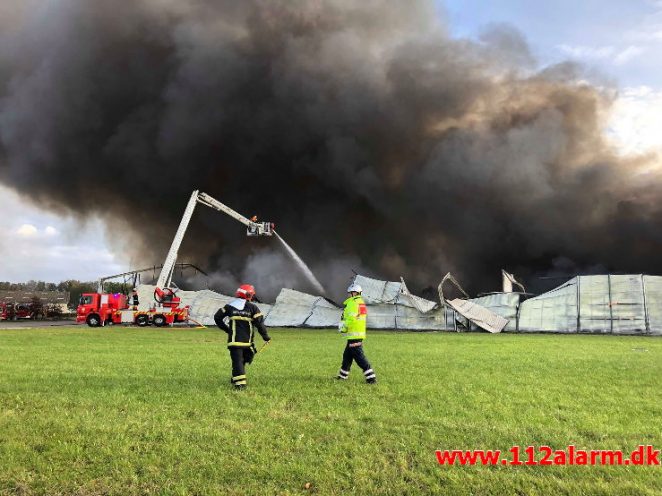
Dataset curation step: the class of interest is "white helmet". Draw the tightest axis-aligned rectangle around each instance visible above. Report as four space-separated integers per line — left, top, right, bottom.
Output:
347 283 362 294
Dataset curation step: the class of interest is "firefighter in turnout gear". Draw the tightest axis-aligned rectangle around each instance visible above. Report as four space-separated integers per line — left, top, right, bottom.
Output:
214 284 271 389
337 283 377 384
131 289 139 310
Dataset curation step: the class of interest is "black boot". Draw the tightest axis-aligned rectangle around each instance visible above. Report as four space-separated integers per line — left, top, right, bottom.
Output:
363 368 377 384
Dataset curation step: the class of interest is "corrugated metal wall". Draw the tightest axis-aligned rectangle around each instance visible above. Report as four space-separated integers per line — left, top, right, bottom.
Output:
518 275 661 335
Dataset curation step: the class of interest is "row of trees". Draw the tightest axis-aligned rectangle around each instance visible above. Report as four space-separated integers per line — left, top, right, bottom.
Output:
0 281 73 292
0 280 135 309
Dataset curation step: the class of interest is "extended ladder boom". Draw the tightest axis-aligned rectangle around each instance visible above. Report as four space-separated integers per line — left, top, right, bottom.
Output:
156 190 274 290
156 191 200 289
197 192 252 226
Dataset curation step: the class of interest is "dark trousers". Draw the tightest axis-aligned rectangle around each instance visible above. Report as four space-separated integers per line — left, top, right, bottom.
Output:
341 341 371 371
229 346 254 386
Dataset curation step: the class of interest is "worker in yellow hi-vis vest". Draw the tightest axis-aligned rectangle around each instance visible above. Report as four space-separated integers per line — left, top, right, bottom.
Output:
214 284 271 390
336 283 377 384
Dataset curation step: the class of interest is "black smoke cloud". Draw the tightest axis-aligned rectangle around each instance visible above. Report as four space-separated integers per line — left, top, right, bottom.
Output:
1 0 661 299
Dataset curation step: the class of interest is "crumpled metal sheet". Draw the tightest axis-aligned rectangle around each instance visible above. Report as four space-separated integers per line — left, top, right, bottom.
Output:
264 288 341 328
466 293 520 332
446 298 509 333
354 275 438 312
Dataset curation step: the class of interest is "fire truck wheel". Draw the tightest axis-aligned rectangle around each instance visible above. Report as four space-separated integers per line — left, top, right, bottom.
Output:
86 314 101 327
136 315 149 327
153 314 167 327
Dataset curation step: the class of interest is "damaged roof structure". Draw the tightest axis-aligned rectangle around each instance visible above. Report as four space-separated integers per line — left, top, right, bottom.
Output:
135 275 454 331
437 273 510 333
351 275 447 330
135 273 662 335
136 285 335 327
262 288 340 328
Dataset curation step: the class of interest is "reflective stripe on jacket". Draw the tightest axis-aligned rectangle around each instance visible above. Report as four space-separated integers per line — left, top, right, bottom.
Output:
214 301 270 348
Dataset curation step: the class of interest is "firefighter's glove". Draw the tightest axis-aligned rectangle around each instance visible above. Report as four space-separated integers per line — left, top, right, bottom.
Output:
338 322 346 333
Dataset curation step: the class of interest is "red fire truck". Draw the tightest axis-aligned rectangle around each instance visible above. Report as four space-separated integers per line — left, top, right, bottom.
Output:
76 289 189 327
1 302 41 320
77 190 273 329
0 302 16 320
15 303 34 319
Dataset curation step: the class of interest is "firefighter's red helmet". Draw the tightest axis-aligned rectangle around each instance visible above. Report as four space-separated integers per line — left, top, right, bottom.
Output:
236 284 256 300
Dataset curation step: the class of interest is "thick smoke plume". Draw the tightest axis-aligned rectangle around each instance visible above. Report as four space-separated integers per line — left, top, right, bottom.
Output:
1 0 661 299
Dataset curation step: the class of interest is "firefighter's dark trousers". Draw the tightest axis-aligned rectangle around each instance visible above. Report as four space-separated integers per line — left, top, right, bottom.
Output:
338 340 376 382
229 346 254 388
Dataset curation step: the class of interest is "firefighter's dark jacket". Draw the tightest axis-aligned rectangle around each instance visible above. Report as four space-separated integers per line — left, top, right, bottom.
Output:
214 299 270 348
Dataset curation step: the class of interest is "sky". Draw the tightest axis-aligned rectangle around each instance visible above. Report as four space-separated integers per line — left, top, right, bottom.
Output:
441 0 662 155
443 0 662 87
1 0 662 283
0 184 128 282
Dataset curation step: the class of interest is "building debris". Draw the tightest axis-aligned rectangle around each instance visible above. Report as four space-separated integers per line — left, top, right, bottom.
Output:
438 272 509 333
444 299 509 334
463 293 521 332
128 272 662 335
502 269 525 293
264 288 340 328
353 274 447 330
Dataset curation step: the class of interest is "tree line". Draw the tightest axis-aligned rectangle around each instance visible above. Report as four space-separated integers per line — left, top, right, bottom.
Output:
0 280 136 309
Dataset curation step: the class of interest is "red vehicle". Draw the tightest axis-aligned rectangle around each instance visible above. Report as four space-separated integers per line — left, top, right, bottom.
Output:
14 303 33 319
0 302 16 320
76 291 189 327
77 190 272 329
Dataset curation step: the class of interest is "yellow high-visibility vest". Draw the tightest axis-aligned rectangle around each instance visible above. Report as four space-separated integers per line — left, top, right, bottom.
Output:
341 295 367 340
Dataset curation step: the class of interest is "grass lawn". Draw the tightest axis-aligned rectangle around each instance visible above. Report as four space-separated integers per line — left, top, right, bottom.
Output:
0 326 660 495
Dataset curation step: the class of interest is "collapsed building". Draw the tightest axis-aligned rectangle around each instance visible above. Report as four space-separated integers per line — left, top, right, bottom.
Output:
135 273 662 336
135 273 505 332
262 289 339 327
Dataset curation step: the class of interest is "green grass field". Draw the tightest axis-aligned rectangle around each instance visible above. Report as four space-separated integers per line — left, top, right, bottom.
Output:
0 326 660 495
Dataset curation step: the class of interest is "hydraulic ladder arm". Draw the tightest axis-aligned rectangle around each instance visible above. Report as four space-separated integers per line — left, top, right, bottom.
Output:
155 190 274 291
